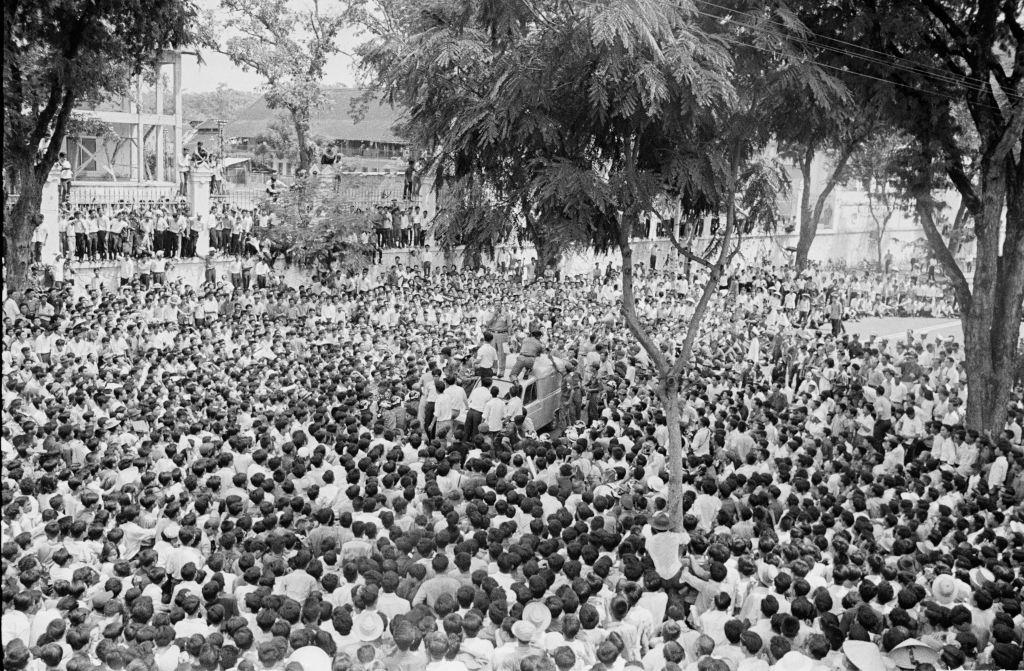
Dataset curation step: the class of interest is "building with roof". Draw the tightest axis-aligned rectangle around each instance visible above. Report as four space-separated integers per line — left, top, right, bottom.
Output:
223 88 409 176
62 50 187 204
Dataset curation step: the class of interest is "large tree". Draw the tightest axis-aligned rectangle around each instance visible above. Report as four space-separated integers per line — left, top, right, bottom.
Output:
206 0 347 173
3 0 196 291
360 0 830 528
818 0 1023 434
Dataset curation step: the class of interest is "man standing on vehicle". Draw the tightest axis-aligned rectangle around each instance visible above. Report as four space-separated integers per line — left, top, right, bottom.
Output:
510 328 545 380
485 306 512 377
475 332 499 378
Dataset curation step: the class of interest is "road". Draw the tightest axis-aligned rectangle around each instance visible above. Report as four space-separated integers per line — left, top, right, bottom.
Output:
844 316 963 342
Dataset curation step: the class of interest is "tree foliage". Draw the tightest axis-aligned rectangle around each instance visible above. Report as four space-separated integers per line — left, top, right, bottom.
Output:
204 0 348 171
260 173 374 270
844 128 913 264
358 0 821 265
182 84 260 122
3 0 197 290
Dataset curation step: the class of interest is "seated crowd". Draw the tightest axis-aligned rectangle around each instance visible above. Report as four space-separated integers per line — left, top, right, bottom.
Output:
2 256 1023 671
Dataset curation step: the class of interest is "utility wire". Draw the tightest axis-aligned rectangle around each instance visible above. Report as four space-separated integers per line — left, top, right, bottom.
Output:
693 0 1022 102
706 27 1010 114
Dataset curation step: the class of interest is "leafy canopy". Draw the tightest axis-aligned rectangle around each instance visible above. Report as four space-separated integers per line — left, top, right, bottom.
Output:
204 0 347 129
260 173 375 269
359 0 834 259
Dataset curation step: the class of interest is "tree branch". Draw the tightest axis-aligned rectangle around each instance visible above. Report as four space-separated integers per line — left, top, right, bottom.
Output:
1005 0 1024 42
668 140 742 380
916 196 972 311
667 230 713 269
919 0 968 44
946 161 983 214
28 79 64 153
32 87 77 183
811 140 858 224
992 100 1024 164
618 218 670 378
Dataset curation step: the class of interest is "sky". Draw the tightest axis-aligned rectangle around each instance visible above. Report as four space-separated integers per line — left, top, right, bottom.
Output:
179 47 361 93
179 0 365 93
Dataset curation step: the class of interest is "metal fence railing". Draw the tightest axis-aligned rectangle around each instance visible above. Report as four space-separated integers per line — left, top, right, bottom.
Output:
68 184 179 206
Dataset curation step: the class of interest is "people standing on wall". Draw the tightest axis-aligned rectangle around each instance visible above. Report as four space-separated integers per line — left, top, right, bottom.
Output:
403 158 416 199
57 152 73 203
179 147 191 196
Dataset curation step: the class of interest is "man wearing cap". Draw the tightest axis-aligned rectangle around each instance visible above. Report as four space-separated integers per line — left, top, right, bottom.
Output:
494 620 543 671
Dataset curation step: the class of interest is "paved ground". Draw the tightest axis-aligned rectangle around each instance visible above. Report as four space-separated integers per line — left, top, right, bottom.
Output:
845 316 963 342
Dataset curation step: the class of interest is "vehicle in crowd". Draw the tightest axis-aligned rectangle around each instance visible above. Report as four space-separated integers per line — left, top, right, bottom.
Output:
461 353 565 430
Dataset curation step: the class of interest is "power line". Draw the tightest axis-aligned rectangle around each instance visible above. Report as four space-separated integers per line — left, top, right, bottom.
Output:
706 27 1009 114
693 0 1022 103
694 0 994 88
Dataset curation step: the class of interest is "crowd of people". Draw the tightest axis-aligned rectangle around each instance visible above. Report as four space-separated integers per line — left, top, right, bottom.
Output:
45 201 264 265
2 254 1023 671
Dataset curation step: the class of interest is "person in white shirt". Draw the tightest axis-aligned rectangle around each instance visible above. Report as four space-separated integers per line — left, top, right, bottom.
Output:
432 380 455 441
58 152 73 202
482 386 506 435
466 379 492 439
895 407 923 440
987 443 1009 491
475 332 499 377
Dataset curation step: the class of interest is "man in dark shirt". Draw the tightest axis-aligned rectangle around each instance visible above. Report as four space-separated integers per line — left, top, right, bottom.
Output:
510 328 545 379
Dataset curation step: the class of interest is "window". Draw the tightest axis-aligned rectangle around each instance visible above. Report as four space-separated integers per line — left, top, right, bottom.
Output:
522 382 537 406
74 137 98 172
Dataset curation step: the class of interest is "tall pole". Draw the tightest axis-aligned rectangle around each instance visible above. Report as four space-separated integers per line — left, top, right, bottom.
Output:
217 120 226 161
173 51 183 189
136 74 144 183
155 62 165 182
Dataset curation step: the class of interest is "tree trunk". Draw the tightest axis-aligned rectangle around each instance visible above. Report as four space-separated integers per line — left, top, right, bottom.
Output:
292 108 311 173
4 164 44 292
795 142 858 271
660 382 685 530
533 239 560 280
946 198 969 257
970 155 1023 434
524 204 561 281
962 315 1014 433
795 146 815 271
922 155 1021 436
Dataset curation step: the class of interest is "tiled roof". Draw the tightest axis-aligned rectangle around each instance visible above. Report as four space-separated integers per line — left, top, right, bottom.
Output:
223 89 406 144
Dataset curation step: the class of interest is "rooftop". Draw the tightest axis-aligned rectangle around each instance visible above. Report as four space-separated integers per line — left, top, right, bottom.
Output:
223 89 406 145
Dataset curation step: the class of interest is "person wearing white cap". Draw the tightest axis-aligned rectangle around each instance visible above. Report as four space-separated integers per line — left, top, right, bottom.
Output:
840 640 885 671
287 644 332 671
770 649 823 671
493 620 543 671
